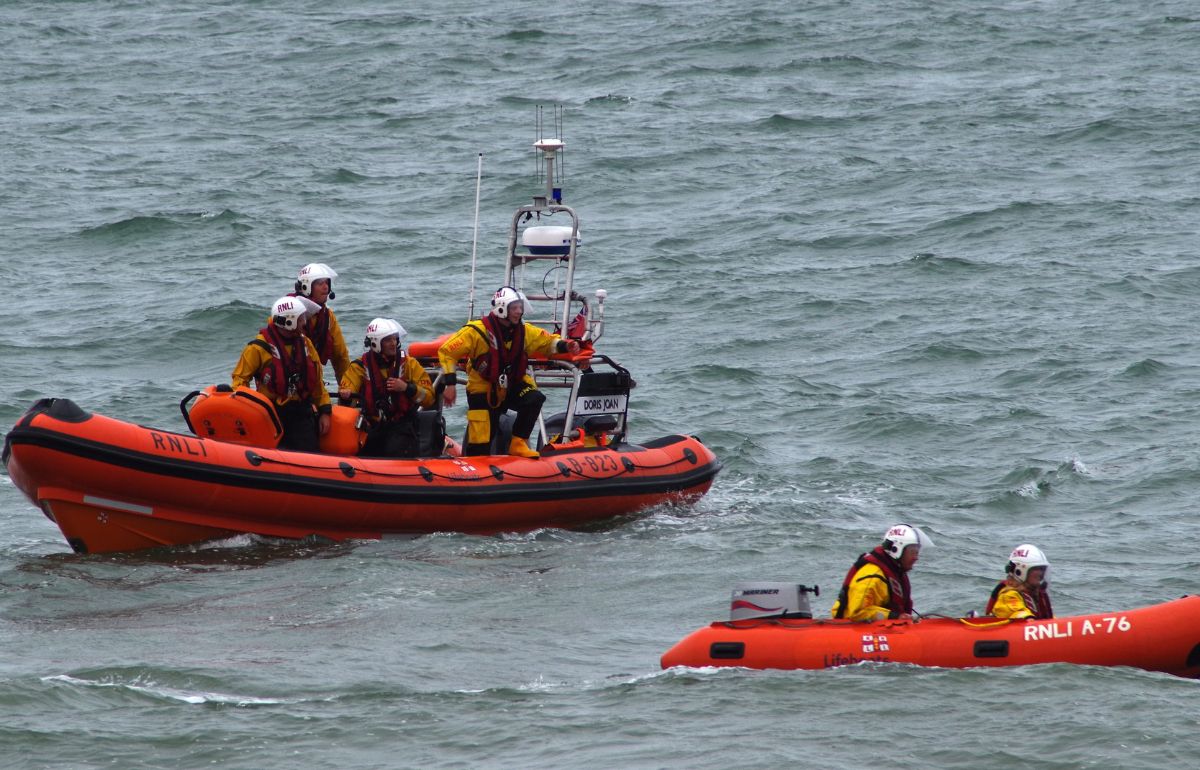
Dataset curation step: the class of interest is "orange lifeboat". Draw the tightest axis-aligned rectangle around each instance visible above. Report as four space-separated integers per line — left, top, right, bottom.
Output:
661 584 1200 679
3 135 724 555
3 395 720 555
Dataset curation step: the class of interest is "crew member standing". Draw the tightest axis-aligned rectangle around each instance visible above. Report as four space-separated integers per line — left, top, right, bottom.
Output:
292 262 351 384
339 317 434 458
233 295 332 451
438 286 580 458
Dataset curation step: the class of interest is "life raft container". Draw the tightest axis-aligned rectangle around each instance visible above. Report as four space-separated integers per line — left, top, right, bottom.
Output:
181 385 282 448
182 386 366 454
320 404 368 455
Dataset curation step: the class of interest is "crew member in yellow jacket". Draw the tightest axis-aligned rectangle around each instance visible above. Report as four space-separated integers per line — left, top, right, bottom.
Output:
985 544 1054 619
290 262 351 383
233 295 332 452
831 524 932 621
339 317 434 458
439 286 580 458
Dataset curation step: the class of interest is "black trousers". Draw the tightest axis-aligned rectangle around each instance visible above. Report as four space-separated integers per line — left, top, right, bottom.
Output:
276 401 319 452
465 385 546 456
360 418 420 459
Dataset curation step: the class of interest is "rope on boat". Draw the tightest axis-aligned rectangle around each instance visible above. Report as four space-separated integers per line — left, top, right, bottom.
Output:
500 464 621 481
246 447 703 483
923 611 1016 628
956 617 1015 629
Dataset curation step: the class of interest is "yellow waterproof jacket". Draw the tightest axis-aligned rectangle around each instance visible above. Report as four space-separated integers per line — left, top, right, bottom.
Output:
990 585 1036 620
232 333 331 410
340 354 435 416
264 304 350 382
311 307 351 382
437 319 562 400
829 563 895 622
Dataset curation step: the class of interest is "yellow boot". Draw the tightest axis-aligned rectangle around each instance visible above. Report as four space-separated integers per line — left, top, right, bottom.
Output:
508 436 540 459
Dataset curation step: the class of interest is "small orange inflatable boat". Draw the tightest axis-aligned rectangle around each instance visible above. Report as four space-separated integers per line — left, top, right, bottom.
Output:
3 393 720 555
661 584 1200 678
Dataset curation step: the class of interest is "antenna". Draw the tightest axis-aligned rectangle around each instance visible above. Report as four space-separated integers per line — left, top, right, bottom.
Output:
555 104 564 189
533 137 565 207
534 105 543 182
466 152 484 321
533 105 565 203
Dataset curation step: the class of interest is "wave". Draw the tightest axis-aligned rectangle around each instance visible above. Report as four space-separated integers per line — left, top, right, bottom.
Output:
917 201 1055 238
499 29 551 42
79 210 243 239
584 94 635 105
1041 117 1164 145
799 53 879 68
906 340 987 362
1116 358 1168 378
43 673 297 707
328 14 421 29
760 113 858 132
906 252 984 270
963 458 1096 510
323 167 372 183
838 408 958 442
662 362 759 386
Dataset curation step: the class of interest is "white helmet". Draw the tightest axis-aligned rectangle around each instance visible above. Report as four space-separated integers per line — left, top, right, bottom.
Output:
1007 544 1050 582
881 523 934 560
295 263 338 298
491 286 525 319
363 317 407 353
270 295 320 331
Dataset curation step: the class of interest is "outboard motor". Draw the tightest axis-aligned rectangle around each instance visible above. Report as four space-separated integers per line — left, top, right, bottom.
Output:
730 582 820 621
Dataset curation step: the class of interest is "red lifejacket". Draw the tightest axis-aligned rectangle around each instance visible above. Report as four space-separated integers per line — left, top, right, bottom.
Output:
833 547 912 619
475 314 528 390
985 581 1054 619
360 350 415 423
288 291 333 364
256 325 319 401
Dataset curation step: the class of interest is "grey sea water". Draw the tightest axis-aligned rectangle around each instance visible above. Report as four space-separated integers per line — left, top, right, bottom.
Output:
3 1 1200 768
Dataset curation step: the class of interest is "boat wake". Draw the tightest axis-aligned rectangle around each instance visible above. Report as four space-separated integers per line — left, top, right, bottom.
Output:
43 674 303 707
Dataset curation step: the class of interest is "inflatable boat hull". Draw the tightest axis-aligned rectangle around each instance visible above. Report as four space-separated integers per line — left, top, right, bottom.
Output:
3 398 720 554
661 596 1200 679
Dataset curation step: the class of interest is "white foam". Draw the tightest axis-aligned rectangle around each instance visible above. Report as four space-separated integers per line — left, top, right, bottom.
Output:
44 674 291 706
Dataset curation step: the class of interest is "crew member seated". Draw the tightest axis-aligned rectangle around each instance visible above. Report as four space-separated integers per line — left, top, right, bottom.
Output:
232 295 332 452
831 524 932 621
339 318 434 459
985 544 1054 619
438 286 580 458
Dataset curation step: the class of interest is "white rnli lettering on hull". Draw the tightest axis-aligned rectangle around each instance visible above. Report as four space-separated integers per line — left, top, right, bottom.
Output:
1024 621 1073 641
1023 616 1133 642
1081 616 1133 635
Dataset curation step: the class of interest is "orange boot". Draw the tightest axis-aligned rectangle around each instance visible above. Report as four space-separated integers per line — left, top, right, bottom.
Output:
508 436 540 459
